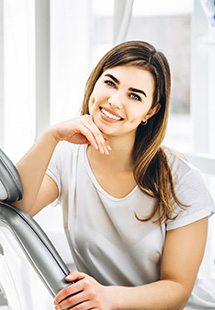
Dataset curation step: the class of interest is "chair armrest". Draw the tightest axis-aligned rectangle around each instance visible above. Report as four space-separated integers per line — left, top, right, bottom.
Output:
0 202 72 297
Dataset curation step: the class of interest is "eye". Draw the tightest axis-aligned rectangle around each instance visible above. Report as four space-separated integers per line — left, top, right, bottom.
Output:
104 80 116 88
130 93 141 101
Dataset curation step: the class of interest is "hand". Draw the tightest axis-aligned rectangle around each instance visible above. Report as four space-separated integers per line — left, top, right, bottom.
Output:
50 115 111 155
54 271 112 310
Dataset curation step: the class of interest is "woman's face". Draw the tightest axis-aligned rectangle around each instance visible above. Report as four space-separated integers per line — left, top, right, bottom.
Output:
88 65 160 141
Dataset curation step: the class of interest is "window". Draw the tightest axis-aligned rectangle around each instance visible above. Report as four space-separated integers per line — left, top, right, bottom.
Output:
1 0 194 158
1 0 35 162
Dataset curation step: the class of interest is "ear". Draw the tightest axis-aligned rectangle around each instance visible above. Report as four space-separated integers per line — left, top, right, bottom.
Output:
143 103 161 122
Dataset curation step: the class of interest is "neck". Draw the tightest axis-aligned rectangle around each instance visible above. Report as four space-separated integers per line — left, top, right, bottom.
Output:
88 135 135 172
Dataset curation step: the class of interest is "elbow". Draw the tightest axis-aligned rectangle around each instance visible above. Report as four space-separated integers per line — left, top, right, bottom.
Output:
161 280 193 310
173 286 192 310
178 299 190 310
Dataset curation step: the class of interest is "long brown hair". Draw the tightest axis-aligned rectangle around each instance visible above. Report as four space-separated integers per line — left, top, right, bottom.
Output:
81 41 184 223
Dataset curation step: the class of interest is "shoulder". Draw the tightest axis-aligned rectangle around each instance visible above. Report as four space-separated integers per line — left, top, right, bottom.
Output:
163 147 201 184
51 142 82 162
46 143 86 190
162 147 215 230
54 141 78 154
48 142 86 174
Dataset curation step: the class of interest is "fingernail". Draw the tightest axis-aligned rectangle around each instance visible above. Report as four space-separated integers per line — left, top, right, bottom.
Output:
66 275 72 280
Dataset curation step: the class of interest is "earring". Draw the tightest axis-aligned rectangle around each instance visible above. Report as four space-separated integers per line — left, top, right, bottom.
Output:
141 120 148 126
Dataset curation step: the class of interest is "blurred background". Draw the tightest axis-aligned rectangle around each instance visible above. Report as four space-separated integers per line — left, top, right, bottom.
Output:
0 0 215 290
1 0 215 159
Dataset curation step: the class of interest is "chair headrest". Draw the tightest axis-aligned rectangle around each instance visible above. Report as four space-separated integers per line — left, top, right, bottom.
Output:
0 147 23 202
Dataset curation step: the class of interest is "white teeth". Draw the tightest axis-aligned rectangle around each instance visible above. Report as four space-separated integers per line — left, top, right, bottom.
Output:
101 108 121 120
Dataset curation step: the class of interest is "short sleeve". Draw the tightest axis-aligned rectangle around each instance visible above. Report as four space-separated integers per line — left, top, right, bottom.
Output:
166 155 215 231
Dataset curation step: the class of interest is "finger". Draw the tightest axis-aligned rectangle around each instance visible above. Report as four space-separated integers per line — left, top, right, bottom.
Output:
84 117 105 144
77 115 111 155
56 299 92 310
71 117 100 150
65 270 87 282
79 123 101 151
54 272 87 305
83 118 110 155
104 138 112 151
54 283 77 305
55 290 88 310
84 130 100 151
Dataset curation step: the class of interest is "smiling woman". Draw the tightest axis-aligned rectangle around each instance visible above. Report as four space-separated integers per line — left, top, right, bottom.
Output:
6 40 215 310
88 65 159 139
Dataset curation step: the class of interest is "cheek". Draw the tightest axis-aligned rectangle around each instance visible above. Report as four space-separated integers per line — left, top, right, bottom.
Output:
128 109 147 125
88 94 96 115
127 106 144 120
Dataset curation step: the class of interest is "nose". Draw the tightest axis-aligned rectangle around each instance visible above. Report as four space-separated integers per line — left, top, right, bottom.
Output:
108 92 123 109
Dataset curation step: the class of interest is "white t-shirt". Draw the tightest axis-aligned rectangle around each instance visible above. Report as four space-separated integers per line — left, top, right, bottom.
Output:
46 142 215 309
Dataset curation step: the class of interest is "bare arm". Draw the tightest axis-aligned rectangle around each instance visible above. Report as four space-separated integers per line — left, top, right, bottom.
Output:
54 217 208 310
14 115 110 215
14 130 58 214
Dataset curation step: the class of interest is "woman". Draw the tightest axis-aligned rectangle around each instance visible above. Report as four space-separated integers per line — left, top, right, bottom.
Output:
14 41 215 309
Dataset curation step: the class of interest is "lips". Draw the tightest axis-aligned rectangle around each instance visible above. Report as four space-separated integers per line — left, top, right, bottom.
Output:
99 107 123 121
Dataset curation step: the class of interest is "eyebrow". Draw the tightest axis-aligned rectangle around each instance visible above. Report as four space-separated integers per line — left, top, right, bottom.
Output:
104 73 148 98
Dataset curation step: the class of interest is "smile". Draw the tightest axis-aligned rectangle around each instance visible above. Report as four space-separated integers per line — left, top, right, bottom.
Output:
99 107 123 121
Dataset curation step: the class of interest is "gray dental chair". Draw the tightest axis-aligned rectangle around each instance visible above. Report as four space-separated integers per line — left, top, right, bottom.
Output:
0 147 72 309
